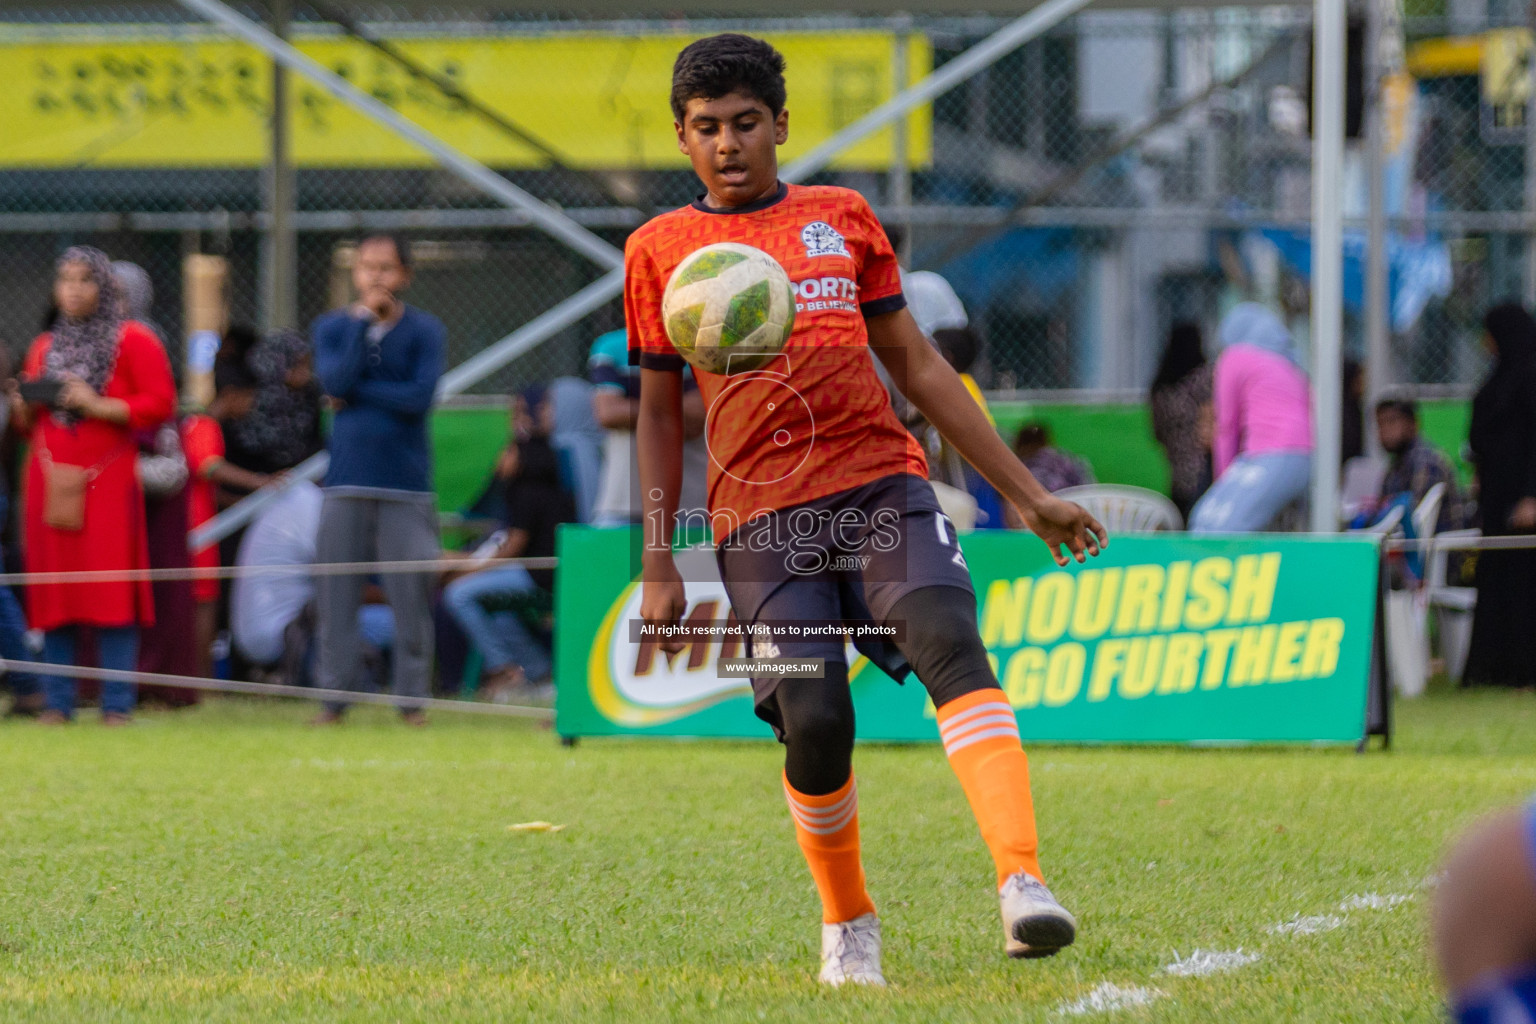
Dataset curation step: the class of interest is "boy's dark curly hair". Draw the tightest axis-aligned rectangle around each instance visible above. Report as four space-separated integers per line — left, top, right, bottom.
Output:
670 34 787 123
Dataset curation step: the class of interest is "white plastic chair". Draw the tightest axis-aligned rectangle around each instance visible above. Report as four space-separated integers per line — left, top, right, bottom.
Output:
1054 484 1183 533
1427 528 1480 683
1381 483 1449 698
1348 502 1404 538
930 480 980 534
1413 482 1447 540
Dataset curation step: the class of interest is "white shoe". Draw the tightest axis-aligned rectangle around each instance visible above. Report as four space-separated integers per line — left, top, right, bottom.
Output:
999 872 1077 959
819 913 886 987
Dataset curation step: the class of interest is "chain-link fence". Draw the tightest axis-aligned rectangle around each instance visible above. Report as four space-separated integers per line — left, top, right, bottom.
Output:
0 2 1528 398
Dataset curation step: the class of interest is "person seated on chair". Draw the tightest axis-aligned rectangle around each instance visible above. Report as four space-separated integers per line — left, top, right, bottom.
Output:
442 393 576 703
1003 422 1094 530
1373 396 1466 533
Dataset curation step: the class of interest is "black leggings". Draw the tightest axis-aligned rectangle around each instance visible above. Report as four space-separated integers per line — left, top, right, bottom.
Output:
772 585 1000 795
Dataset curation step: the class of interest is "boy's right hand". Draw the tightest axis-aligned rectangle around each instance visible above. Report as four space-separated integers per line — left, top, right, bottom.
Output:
640 560 688 655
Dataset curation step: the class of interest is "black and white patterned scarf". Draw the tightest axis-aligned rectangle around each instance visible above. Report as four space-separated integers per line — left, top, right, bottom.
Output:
45 246 123 424
228 328 322 472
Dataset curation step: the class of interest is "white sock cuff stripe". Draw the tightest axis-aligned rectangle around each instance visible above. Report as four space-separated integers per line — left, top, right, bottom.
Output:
940 714 1020 749
790 803 858 835
940 709 1018 738
784 782 856 818
943 724 1023 756
790 798 858 825
939 698 1016 732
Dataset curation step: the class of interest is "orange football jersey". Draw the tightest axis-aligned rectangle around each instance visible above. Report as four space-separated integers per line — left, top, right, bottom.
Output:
625 183 928 539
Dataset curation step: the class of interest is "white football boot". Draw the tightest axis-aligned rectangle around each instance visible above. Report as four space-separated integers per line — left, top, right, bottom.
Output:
999 871 1077 959
818 913 887 987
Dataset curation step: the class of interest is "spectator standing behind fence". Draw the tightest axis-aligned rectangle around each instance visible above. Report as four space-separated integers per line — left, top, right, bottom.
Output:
443 388 576 702
183 386 274 679
311 234 445 726
115 260 199 707
9 246 174 725
1463 303 1536 688
1188 303 1314 534
1150 322 1214 521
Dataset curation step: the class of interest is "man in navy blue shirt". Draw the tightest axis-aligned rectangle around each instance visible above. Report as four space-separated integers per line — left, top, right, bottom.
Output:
311 233 445 725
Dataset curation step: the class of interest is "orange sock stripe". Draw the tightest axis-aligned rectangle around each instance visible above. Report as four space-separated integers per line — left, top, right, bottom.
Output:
936 690 1042 888
783 773 877 924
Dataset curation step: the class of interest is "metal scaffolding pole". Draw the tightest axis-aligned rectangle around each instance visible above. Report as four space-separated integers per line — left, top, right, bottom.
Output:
176 0 622 272
1526 15 1536 305
1311 0 1347 531
1363 0 1391 454
259 0 298 330
889 19 914 266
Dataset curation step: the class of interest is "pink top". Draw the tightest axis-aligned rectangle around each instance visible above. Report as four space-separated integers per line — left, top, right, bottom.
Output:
1212 343 1314 475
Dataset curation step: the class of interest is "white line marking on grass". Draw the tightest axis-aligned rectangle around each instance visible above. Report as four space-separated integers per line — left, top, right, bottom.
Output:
1057 982 1168 1016
1338 892 1413 912
1163 949 1261 976
1267 913 1345 936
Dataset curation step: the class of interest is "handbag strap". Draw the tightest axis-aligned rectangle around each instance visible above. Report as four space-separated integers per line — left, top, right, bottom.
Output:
34 438 131 483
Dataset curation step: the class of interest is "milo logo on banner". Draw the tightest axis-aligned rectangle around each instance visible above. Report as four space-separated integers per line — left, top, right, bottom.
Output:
979 553 1345 710
585 580 751 727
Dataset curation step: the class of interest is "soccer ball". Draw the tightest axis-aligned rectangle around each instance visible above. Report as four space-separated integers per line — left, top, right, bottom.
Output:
661 242 796 375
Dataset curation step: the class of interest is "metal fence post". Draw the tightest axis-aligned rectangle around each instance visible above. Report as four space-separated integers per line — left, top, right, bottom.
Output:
1526 11 1536 305
890 16 914 266
1312 0 1347 532
260 0 297 330
1364 0 1393 454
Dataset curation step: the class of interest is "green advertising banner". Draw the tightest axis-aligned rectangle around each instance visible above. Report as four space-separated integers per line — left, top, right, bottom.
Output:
554 528 1379 745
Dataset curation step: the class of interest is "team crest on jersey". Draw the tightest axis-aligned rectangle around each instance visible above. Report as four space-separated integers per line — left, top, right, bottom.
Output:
801 221 849 259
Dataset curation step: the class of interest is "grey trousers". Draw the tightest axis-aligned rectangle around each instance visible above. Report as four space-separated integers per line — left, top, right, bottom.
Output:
315 491 438 713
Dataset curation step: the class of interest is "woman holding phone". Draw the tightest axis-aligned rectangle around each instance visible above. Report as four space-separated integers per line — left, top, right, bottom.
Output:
9 246 175 724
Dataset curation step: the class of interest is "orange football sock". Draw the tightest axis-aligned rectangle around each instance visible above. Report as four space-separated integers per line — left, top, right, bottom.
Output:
783 772 877 924
936 689 1042 888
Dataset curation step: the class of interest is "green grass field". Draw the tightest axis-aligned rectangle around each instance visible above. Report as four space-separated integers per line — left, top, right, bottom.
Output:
1 687 1532 1022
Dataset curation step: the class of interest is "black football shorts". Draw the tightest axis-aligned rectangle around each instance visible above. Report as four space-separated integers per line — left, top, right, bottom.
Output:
716 473 975 732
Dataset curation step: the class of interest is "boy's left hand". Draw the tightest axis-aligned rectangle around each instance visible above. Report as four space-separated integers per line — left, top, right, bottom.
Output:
1017 495 1108 567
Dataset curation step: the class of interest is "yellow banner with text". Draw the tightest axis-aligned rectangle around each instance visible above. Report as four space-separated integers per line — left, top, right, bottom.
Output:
0 29 932 170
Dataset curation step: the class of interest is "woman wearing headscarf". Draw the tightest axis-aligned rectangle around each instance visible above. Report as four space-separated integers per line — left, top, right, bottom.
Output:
1463 303 1536 687
110 260 166 343
224 328 323 476
9 246 176 724
1150 321 1214 521
1188 303 1314 533
110 260 200 707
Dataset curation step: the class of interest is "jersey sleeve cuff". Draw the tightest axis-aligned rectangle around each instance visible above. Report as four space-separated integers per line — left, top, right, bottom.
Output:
860 293 907 319
632 350 686 372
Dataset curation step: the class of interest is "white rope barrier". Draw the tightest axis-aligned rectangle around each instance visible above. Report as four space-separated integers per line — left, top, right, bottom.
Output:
0 555 559 587
3 658 554 720
1382 534 1536 552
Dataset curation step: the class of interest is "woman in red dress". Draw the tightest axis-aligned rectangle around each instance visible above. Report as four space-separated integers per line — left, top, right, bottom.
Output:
10 246 175 724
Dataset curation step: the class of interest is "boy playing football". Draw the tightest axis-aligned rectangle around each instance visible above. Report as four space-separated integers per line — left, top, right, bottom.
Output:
627 33 1108 986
